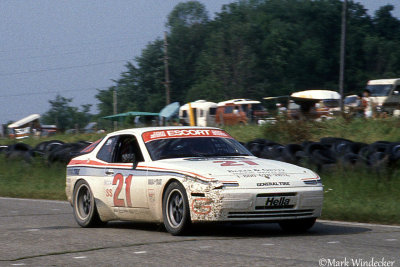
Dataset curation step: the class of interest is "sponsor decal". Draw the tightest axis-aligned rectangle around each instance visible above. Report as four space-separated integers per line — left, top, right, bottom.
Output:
257 182 290 186
191 198 213 214
167 129 211 136
211 130 229 137
142 129 232 142
265 197 290 207
227 168 288 179
148 178 162 185
150 131 167 139
148 189 155 202
105 189 113 197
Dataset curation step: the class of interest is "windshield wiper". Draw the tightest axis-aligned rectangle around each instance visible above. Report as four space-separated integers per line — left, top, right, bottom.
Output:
201 153 250 157
158 154 201 160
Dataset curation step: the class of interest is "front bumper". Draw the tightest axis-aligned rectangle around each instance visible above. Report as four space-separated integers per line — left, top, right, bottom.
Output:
189 186 323 222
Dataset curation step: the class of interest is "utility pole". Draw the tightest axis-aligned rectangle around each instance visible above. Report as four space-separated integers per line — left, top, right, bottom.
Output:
113 87 117 130
163 31 171 105
339 0 347 114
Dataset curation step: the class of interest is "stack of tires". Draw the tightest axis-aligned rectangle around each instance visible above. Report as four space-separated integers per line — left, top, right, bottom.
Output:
0 140 92 165
246 137 400 172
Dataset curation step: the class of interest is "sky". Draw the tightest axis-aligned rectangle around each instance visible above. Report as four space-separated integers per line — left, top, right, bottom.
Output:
0 0 399 125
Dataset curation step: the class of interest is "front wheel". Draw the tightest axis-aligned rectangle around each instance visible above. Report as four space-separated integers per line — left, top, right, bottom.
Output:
279 217 317 233
162 182 191 235
73 180 103 227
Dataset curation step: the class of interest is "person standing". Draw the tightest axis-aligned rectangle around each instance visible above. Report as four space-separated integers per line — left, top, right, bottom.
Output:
354 93 364 118
362 89 373 118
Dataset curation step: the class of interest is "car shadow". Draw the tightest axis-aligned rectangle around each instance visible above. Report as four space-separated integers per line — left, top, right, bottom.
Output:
103 220 371 238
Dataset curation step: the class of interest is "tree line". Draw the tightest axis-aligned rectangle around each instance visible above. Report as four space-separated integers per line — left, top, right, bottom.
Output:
43 0 400 129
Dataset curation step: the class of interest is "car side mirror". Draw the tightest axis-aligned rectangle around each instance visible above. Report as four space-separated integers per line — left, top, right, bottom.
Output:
131 153 137 169
394 91 399 95
132 161 138 169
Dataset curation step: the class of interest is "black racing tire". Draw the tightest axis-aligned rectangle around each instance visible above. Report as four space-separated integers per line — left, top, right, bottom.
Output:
368 151 388 170
368 141 390 154
320 137 351 145
333 141 352 156
73 180 103 227
0 146 8 154
304 142 325 156
260 144 284 160
282 144 303 164
247 143 263 157
311 149 337 165
345 142 368 155
340 153 360 168
279 217 317 233
162 182 191 235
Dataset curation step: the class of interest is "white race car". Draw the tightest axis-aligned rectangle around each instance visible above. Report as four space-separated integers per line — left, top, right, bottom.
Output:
66 127 323 235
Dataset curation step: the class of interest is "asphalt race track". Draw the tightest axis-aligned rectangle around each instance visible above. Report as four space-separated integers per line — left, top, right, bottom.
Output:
0 197 399 267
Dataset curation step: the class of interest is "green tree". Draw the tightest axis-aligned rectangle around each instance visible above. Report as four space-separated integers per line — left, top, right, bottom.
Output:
96 0 400 113
167 0 208 28
42 95 92 131
96 40 165 115
373 5 400 40
166 1 210 104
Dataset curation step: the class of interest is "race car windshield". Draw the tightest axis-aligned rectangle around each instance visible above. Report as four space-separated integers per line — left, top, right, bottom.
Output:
145 137 252 160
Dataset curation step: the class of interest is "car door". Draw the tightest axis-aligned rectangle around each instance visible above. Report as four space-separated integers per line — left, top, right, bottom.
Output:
97 134 148 215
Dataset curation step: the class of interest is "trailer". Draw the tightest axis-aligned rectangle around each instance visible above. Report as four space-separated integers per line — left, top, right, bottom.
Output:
179 100 218 127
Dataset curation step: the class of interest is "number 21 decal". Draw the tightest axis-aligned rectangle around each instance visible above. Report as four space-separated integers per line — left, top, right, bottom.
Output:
112 173 133 207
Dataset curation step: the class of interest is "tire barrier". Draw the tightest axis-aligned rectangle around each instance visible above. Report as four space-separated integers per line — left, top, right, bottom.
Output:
245 137 400 172
0 140 92 165
2 137 400 170
5 143 33 163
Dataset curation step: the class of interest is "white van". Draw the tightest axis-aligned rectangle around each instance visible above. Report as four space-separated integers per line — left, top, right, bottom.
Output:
179 100 218 126
366 79 400 114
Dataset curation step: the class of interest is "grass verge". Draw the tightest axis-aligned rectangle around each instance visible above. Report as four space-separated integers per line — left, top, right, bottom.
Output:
0 157 66 200
320 169 400 225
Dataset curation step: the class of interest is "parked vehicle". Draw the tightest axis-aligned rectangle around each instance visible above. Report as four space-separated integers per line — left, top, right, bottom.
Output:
366 78 400 115
216 99 268 125
216 103 247 125
286 90 340 120
8 114 41 139
179 100 218 127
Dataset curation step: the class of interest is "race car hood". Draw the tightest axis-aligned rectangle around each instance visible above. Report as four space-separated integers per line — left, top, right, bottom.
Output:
142 156 319 188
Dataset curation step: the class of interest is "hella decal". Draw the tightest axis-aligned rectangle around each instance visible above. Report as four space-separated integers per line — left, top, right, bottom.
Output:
265 197 290 207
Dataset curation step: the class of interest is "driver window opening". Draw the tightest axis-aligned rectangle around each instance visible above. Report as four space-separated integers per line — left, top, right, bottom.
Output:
114 135 144 163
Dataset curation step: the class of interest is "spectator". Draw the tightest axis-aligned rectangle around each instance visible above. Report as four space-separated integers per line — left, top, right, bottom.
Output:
276 103 287 116
362 89 373 118
355 93 364 118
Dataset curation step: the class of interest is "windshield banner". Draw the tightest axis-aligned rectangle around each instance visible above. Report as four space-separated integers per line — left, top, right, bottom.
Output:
142 129 232 143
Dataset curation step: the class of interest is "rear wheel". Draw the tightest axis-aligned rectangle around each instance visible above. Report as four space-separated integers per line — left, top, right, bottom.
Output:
279 218 317 233
73 180 103 227
162 182 191 235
